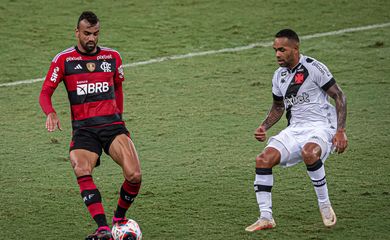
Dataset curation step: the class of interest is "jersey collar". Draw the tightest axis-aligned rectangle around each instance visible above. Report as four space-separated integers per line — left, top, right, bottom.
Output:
288 54 304 73
75 46 101 56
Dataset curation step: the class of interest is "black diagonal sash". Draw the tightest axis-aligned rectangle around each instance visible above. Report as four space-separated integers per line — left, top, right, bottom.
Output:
284 64 309 125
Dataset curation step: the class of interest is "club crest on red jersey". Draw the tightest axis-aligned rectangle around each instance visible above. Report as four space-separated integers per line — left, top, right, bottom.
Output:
86 62 96 72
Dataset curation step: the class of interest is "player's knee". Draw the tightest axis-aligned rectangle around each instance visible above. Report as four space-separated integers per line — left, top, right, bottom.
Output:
124 170 142 183
256 153 274 168
72 164 92 177
301 147 320 165
70 158 92 176
256 148 280 168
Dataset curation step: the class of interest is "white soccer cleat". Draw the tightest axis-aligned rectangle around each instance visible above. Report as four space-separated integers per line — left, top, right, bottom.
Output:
245 218 276 232
320 204 337 227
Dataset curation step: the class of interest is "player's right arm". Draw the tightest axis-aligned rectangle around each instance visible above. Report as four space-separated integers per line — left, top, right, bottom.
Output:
39 57 64 132
255 71 285 142
254 98 285 142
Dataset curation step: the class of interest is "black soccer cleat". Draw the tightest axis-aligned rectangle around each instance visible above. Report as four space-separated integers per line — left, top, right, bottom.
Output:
85 227 112 240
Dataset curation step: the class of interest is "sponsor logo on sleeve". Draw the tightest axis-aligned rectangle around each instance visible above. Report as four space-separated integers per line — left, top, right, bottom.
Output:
50 67 59 82
312 61 331 77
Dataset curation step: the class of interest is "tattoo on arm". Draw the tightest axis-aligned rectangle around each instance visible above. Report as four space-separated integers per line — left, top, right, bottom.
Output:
261 100 285 130
327 84 347 130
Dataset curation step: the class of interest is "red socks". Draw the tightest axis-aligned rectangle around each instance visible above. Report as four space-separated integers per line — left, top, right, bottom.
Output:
77 175 108 227
115 180 141 218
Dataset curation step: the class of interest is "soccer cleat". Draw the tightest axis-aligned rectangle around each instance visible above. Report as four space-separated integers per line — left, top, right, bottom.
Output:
245 218 276 232
319 204 337 227
112 215 128 225
85 226 112 240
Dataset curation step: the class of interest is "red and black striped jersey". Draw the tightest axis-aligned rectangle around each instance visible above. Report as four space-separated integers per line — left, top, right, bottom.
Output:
39 46 125 130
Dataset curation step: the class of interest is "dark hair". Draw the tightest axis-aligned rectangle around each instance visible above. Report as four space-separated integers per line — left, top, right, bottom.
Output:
77 11 99 28
275 29 300 43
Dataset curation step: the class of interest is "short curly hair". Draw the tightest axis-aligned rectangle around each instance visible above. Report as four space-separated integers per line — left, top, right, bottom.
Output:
77 11 99 28
275 29 300 43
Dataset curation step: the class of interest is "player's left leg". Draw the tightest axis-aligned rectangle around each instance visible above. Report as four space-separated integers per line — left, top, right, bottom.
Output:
108 134 142 222
302 141 336 227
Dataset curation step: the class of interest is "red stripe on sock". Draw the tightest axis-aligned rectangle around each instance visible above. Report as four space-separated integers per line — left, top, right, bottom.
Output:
122 181 141 194
77 176 106 220
77 175 97 191
118 181 141 209
88 203 106 218
118 199 130 209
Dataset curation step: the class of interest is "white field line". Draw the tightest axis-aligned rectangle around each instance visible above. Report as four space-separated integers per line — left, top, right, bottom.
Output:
1 22 389 87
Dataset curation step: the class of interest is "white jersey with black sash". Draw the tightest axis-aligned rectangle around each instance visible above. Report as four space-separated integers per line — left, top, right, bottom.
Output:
271 54 337 129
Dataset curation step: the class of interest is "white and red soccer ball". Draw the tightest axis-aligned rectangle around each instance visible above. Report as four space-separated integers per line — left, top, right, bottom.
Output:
112 219 142 240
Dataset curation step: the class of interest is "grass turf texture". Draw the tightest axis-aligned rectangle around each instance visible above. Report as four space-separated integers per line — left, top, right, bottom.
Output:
0 0 389 239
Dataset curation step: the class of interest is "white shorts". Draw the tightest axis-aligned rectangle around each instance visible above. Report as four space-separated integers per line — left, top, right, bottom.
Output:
266 126 336 167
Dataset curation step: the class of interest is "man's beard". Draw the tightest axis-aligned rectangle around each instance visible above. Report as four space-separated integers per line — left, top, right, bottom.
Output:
83 41 97 53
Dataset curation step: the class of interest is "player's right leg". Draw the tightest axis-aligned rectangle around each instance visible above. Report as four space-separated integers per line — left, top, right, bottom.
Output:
245 146 281 232
70 149 112 239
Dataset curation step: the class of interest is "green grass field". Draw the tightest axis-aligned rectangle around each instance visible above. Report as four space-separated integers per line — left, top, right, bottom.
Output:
1 0 390 239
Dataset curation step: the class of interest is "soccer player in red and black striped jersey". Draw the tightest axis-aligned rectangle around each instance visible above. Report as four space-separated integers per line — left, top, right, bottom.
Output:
39 11 141 240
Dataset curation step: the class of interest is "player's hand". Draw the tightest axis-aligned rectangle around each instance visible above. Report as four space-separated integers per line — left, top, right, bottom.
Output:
254 125 267 142
46 112 62 132
332 128 348 154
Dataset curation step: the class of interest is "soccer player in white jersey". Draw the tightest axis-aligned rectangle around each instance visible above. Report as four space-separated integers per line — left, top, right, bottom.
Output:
245 29 348 232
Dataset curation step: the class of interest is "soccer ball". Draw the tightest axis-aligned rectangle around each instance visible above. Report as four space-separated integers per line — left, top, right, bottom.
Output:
112 219 142 240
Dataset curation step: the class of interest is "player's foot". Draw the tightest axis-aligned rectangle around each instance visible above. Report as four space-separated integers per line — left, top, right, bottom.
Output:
112 215 128 225
319 203 337 227
85 226 112 240
245 218 276 232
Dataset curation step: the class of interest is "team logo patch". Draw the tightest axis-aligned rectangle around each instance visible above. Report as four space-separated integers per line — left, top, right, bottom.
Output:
294 73 304 84
100 61 112 72
86 62 96 72
118 65 124 78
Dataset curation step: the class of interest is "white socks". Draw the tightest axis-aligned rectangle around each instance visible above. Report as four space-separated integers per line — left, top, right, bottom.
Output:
306 160 330 205
254 168 273 219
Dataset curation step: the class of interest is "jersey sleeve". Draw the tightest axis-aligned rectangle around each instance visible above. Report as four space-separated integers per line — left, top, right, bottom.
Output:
271 70 283 101
43 57 64 88
39 56 64 115
112 52 125 114
312 60 336 91
114 53 125 84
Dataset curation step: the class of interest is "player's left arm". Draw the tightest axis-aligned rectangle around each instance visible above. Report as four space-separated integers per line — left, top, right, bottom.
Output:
114 53 125 114
326 83 348 153
114 81 124 114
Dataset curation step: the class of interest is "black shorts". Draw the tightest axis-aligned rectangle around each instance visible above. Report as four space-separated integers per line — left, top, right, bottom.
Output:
69 124 130 167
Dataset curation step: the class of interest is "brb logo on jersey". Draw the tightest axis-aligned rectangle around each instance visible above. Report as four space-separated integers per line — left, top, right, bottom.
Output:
77 82 109 95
